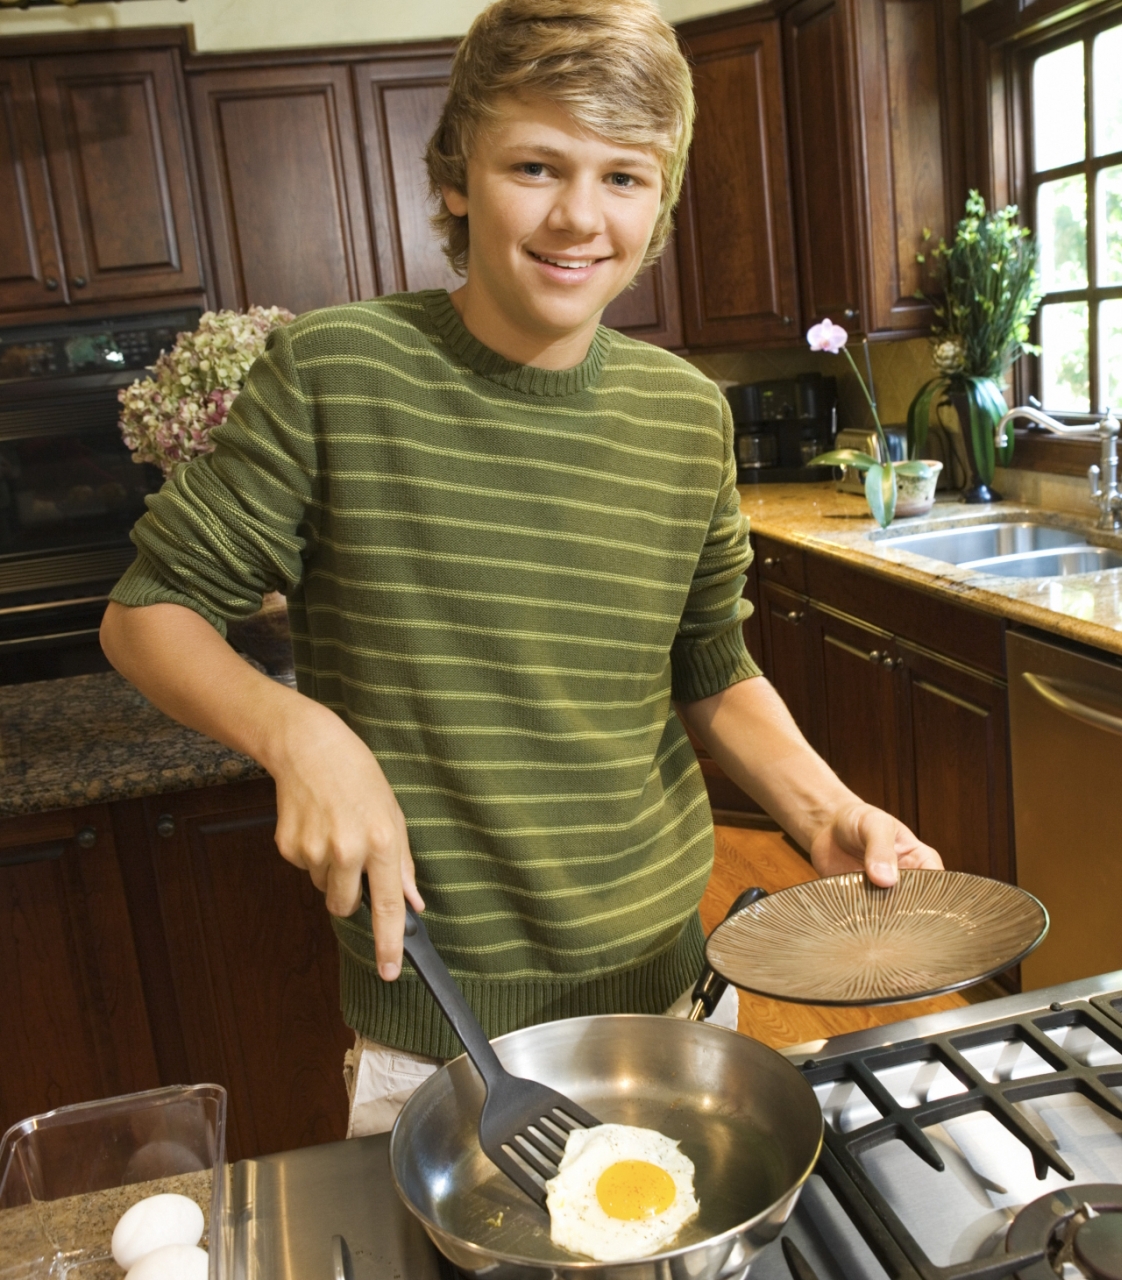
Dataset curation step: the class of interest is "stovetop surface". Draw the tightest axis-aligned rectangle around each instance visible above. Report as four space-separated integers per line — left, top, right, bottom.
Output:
228 972 1122 1280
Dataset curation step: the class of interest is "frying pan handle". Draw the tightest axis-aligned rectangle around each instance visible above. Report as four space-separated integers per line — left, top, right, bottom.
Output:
688 887 768 1022
400 903 510 1091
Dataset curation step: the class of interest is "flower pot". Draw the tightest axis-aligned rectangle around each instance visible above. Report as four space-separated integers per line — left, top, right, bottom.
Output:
893 460 943 517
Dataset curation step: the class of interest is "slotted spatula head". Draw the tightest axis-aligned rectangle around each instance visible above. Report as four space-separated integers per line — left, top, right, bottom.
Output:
399 904 600 1210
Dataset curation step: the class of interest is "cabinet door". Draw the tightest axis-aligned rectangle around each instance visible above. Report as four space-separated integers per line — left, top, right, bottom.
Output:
0 806 158 1135
676 18 800 348
810 605 899 816
32 49 203 304
601 248 684 349
0 59 66 314
129 780 353 1161
189 65 375 314
353 56 460 297
849 0 962 336
759 580 817 745
783 0 862 331
895 642 1012 882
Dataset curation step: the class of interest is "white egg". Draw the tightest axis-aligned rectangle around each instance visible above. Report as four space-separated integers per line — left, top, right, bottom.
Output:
112 1193 205 1269
544 1123 699 1262
125 1243 208 1280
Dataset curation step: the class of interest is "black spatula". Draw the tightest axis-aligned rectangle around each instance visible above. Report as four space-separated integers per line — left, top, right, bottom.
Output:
401 904 601 1210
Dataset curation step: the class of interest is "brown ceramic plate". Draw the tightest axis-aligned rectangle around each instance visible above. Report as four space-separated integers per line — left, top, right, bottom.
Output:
704 870 1049 1006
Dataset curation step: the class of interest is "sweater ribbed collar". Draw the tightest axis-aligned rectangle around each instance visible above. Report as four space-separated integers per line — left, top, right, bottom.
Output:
420 289 611 397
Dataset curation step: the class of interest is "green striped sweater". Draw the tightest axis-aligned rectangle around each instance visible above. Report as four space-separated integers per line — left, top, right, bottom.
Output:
111 290 760 1057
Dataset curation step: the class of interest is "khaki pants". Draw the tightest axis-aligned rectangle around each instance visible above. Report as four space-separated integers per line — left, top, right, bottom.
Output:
343 984 739 1139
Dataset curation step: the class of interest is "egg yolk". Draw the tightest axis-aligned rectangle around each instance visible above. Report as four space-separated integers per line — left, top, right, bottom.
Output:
595 1160 676 1220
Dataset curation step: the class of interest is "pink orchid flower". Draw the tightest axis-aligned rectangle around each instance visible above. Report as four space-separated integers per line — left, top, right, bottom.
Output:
807 319 848 354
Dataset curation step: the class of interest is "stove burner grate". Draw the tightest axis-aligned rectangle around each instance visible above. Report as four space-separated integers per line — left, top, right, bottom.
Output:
785 995 1122 1280
1005 1183 1122 1280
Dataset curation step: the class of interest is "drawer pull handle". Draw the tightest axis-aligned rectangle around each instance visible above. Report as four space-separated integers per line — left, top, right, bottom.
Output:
76 826 97 849
763 556 781 568
868 649 884 663
156 814 176 839
45 276 59 291
785 609 805 624
73 275 87 288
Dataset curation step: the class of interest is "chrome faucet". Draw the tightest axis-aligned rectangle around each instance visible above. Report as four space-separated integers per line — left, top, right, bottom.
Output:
995 406 1122 531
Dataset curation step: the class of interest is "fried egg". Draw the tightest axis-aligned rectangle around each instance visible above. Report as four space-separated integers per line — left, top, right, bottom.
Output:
544 1123 699 1261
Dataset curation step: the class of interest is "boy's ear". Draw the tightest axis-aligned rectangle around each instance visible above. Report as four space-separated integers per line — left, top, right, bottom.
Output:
441 186 469 217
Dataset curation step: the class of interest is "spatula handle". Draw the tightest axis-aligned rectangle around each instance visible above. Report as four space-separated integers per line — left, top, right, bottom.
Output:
401 904 508 1089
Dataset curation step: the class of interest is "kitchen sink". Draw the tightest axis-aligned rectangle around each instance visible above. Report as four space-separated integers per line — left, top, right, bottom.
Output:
879 522 1087 564
876 520 1122 578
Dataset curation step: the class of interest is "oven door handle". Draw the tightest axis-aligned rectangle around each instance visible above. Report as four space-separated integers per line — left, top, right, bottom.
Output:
1023 671 1122 737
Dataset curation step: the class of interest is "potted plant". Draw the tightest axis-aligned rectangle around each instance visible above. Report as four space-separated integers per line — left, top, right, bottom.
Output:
907 190 1042 503
806 320 940 528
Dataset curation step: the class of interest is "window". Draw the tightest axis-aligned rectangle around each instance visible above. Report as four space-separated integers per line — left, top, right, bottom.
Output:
1028 18 1122 413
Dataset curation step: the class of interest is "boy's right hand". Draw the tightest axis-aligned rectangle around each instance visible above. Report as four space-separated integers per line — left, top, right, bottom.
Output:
265 696 424 982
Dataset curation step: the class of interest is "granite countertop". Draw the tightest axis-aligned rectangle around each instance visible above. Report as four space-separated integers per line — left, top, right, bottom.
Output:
740 482 1122 659
0 670 265 819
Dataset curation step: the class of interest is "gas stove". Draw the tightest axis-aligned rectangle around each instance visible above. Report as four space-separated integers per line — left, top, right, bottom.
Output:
227 973 1122 1279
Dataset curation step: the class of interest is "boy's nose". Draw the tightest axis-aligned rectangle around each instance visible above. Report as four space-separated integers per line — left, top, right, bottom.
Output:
548 179 605 238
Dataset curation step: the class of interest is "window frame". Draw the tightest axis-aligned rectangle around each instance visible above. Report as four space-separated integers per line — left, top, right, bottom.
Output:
1022 11 1122 415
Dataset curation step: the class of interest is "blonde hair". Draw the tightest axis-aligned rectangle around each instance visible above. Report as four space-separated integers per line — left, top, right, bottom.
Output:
425 0 695 276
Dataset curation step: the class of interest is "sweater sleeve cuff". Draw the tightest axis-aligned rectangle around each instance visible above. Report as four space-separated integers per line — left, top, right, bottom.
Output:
109 552 230 638
670 616 762 702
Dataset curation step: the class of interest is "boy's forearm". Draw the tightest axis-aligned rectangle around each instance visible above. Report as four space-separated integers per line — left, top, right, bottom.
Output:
99 600 302 771
675 676 857 851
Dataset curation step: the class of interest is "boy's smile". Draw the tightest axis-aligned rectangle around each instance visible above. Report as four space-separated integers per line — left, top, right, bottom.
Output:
442 95 663 370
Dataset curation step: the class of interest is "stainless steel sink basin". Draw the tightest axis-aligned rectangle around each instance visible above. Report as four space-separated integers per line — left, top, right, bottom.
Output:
876 521 1122 578
879 522 1087 564
963 546 1122 577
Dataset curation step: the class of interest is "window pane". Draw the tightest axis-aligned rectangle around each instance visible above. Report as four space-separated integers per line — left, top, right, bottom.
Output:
1034 41 1085 171
1100 299 1122 410
1097 165 1122 284
1038 174 1088 290
1040 301 1090 411
1093 24 1122 155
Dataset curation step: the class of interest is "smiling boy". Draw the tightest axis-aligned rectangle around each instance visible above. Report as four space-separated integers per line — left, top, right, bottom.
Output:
101 0 941 1136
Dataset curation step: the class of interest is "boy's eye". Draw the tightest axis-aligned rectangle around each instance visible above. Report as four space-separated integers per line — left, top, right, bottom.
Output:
608 172 637 188
519 163 547 177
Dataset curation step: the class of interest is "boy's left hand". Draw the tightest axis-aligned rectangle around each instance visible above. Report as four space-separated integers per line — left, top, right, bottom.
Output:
808 801 943 888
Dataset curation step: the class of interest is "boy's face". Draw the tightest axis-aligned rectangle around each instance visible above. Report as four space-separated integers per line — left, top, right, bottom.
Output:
442 95 663 361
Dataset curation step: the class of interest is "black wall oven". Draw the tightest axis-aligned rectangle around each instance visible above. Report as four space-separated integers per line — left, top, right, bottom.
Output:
0 309 198 686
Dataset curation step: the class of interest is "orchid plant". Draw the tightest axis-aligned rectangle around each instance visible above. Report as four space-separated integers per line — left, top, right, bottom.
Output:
118 305 295 476
805 319 932 527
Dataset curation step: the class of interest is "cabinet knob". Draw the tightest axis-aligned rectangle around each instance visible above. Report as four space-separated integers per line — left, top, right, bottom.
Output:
883 655 901 670
72 275 87 289
75 826 97 849
868 649 885 663
782 316 792 325
45 276 59 291
763 556 780 568
156 814 176 839
844 308 858 319
785 609 805 624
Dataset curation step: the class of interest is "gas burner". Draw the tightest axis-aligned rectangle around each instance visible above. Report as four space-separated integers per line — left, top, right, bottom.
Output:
1007 1184 1122 1280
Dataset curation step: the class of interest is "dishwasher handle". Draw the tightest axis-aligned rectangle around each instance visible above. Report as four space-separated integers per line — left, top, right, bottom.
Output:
1023 671 1122 737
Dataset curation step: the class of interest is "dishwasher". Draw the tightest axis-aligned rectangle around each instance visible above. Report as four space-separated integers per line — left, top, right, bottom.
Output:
1007 627 1122 989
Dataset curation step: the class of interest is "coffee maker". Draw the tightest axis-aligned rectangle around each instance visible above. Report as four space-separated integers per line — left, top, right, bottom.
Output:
724 373 837 482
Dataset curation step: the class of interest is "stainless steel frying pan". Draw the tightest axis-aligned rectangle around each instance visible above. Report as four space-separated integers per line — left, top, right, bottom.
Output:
390 1013 823 1280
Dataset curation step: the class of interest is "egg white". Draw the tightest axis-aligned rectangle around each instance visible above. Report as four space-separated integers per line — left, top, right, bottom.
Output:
544 1123 699 1261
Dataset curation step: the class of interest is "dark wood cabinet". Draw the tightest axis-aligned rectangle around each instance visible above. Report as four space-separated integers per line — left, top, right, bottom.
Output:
114 778 352 1161
0 778 351 1160
0 805 159 1138
0 59 67 315
188 63 375 314
0 44 203 320
31 48 204 306
753 536 1015 893
783 0 964 337
677 16 800 349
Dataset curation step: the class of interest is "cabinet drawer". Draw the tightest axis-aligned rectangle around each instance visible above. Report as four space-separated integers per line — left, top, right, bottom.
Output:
755 536 806 592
